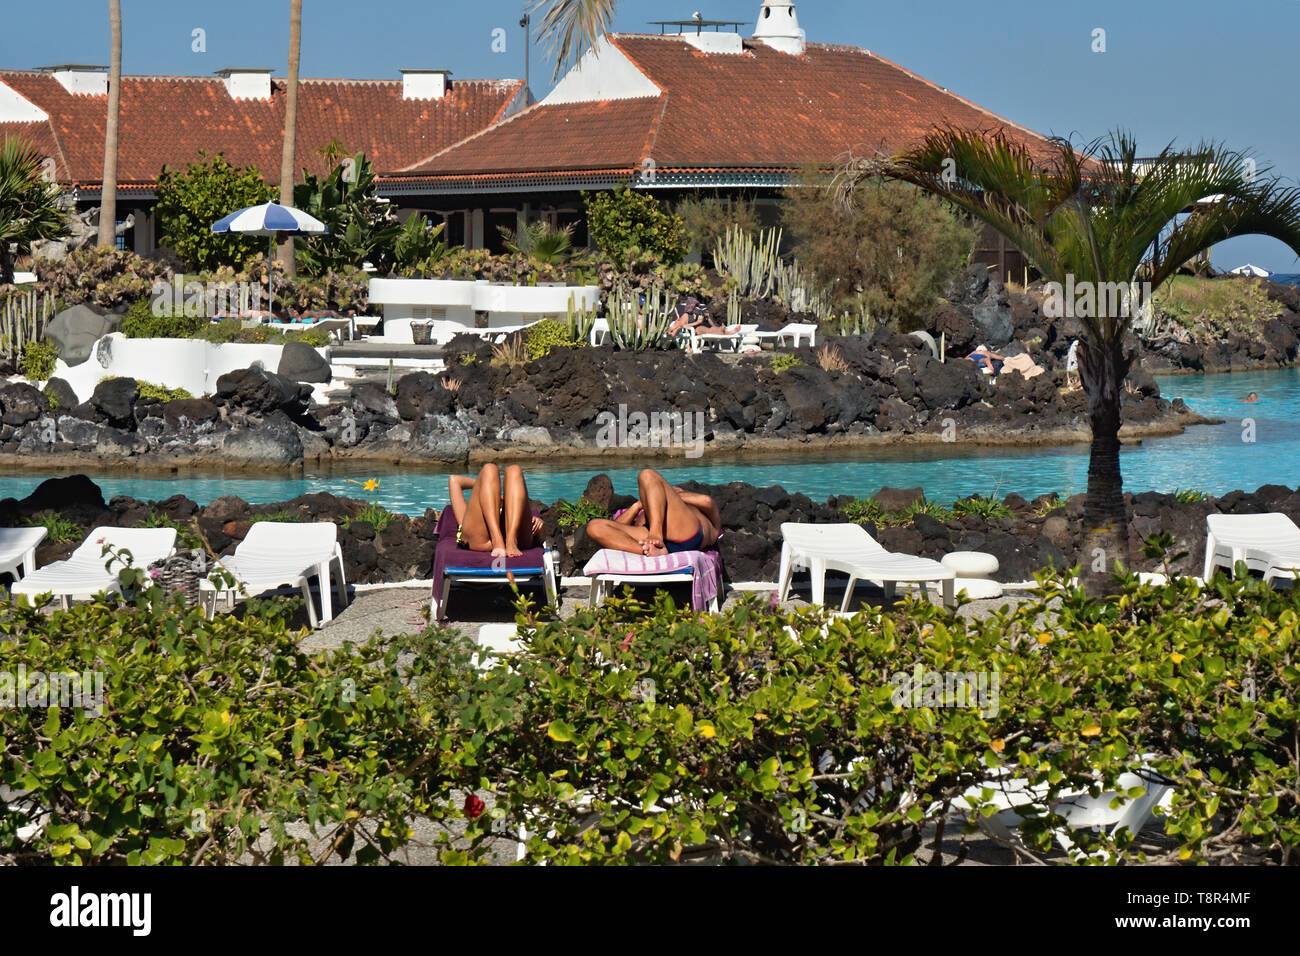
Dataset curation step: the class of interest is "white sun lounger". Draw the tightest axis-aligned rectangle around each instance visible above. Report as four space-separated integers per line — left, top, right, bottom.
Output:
963 761 1174 862
689 324 758 353
778 523 956 609
10 526 177 609
1203 512 1300 582
589 317 610 346
0 526 48 583
202 521 347 628
748 322 818 348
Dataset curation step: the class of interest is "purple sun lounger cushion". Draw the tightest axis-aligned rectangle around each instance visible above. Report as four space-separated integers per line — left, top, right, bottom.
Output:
429 506 551 620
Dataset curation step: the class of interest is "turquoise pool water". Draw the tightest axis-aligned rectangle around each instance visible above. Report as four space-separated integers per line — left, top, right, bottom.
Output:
2 368 1296 513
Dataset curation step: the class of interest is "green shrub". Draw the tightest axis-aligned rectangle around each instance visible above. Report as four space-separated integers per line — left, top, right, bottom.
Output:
769 353 802 373
33 247 173 310
19 340 58 381
120 298 206 338
552 497 610 530
24 512 80 545
1172 488 1210 503
136 383 194 404
1154 276 1281 338
250 510 303 524
584 186 687 266
842 497 884 526
155 152 275 272
951 494 1014 519
523 318 585 361
343 502 395 534
431 571 1300 865
0 591 444 864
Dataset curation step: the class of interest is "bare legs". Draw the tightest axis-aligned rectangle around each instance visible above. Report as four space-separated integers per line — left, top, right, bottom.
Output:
637 468 706 557
450 463 537 557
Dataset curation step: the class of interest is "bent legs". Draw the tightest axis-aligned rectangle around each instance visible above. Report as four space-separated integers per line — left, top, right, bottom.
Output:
637 468 703 556
502 464 532 557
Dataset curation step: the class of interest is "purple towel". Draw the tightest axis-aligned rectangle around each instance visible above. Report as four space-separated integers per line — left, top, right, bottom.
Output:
582 548 723 611
430 507 547 620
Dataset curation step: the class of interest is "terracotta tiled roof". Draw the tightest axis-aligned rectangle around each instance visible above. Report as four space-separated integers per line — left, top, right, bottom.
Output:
0 71 524 190
398 34 1055 182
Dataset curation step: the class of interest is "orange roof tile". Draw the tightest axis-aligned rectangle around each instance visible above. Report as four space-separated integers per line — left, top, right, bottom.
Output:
398 35 1054 183
0 71 524 190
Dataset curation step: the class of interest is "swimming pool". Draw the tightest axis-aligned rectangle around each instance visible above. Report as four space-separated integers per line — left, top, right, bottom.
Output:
2 368 1296 513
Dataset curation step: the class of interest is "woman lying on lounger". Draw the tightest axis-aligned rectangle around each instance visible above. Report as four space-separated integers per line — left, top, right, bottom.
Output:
448 464 544 558
585 468 720 557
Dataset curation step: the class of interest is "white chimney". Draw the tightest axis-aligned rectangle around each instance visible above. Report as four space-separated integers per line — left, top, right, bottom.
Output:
754 0 806 55
401 69 451 100
216 68 273 100
43 65 109 96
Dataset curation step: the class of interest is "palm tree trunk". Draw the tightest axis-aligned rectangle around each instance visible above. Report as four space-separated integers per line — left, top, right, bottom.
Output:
277 0 302 278
1080 337 1133 595
0 245 14 286
97 0 122 248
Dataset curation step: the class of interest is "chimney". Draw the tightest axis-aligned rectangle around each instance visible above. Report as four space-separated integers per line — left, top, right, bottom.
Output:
215 68 273 100
753 1 806 55
401 69 451 100
41 65 109 96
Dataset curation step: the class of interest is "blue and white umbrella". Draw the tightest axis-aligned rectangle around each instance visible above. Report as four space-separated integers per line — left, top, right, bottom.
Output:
210 202 327 316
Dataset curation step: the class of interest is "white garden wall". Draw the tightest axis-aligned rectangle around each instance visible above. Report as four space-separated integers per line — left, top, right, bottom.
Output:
51 334 329 403
368 278 600 345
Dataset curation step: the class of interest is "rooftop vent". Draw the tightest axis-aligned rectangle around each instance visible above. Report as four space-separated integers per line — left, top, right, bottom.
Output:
215 67 273 100
400 69 451 100
753 0 806 55
39 64 109 96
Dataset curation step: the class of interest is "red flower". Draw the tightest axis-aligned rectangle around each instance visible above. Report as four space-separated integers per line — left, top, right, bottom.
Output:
463 794 485 820
621 631 634 651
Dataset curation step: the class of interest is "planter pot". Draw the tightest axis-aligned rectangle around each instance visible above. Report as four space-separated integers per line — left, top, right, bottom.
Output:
412 322 433 345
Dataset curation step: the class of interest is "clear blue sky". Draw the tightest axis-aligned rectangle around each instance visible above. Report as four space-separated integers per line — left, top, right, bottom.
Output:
4 0 1298 271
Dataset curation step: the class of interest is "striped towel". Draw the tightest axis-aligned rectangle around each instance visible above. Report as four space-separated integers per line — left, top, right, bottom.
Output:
583 549 722 611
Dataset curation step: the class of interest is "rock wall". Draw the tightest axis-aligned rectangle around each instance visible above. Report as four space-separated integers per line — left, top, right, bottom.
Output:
5 475 1298 588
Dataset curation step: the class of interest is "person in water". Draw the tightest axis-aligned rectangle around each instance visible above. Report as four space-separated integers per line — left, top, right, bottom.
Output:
585 469 720 557
447 463 543 558
1241 391 1260 403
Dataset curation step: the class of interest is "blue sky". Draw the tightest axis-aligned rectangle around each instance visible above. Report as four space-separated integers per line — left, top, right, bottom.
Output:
4 0 1298 270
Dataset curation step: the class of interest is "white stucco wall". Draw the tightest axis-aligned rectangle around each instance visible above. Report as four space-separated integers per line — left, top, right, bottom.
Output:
368 279 601 345
50 335 327 404
540 36 661 105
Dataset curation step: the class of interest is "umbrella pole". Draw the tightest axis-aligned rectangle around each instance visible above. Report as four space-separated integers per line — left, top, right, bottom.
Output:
267 234 274 318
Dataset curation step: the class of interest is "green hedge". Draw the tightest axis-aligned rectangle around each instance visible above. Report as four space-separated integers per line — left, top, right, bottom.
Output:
4 568 1297 865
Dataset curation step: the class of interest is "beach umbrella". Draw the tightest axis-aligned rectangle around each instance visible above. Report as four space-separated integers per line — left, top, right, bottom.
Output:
210 202 327 316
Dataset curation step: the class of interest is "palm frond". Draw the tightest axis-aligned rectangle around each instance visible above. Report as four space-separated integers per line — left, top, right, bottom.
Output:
530 0 618 81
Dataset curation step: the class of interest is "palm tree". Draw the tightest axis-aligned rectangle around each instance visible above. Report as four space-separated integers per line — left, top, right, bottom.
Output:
97 0 122 248
530 0 617 79
277 0 303 277
837 129 1300 591
0 138 68 284
499 220 574 264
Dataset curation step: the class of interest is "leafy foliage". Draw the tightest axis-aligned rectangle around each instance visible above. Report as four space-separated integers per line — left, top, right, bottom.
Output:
769 353 802 373
675 193 760 263
0 137 67 284
523 318 585 361
120 297 206 338
24 512 81 545
136 382 195 404
584 186 686 266
783 171 976 330
551 497 610 529
499 220 575 265
140 510 203 551
1153 276 1282 339
293 153 400 276
19 339 58 380
34 246 172 310
155 152 276 272
951 494 1014 519
393 214 448 273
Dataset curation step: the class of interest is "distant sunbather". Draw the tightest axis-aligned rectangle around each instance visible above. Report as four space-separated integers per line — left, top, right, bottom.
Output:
967 344 1005 375
448 464 543 558
586 469 720 557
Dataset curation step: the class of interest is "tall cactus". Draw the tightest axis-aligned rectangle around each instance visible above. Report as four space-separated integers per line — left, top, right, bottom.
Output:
563 291 598 344
608 283 673 350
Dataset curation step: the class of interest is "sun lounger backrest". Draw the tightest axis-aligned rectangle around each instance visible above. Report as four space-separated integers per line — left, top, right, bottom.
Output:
1207 512 1300 543
236 521 339 560
72 526 178 565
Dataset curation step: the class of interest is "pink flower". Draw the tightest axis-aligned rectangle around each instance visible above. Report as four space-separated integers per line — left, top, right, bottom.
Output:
95 537 105 545
148 569 161 579
621 631 634 651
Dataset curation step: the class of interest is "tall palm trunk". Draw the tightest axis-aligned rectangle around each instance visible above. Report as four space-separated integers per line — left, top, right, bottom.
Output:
1080 337 1133 594
97 0 122 248
276 0 302 277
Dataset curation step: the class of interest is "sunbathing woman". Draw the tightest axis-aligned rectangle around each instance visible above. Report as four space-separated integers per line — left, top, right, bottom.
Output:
585 469 720 557
448 463 543 558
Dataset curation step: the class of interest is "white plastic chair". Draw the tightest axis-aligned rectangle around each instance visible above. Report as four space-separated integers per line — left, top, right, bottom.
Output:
204 522 347 627
0 526 48 583
11 527 177 609
589 318 610 346
1203 513 1300 581
749 322 818 348
778 523 956 609
689 324 757 353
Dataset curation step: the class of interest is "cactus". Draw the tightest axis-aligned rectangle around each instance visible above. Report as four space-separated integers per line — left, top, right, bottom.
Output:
608 283 673 350
1 290 55 363
562 292 598 344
